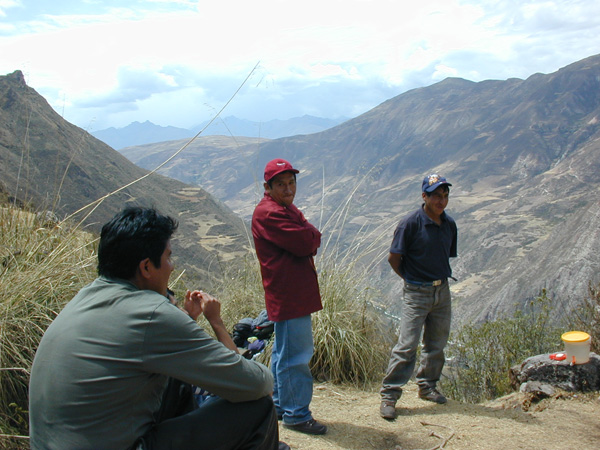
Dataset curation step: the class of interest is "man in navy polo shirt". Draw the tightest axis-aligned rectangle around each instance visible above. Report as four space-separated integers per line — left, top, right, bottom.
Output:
379 173 458 420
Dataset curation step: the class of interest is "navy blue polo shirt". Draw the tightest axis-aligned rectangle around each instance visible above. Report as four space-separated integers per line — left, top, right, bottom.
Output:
389 205 457 282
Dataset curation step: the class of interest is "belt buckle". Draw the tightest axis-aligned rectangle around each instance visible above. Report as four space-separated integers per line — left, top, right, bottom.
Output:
432 279 442 287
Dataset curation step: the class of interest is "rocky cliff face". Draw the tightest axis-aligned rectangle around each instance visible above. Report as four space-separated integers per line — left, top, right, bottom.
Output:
121 55 600 325
0 70 249 284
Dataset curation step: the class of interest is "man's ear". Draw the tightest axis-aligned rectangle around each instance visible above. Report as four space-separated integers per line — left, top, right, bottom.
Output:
137 257 153 280
264 182 270 192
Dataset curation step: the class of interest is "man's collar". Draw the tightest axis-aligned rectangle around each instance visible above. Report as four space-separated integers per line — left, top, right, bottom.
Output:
98 275 139 290
419 204 446 223
264 191 293 208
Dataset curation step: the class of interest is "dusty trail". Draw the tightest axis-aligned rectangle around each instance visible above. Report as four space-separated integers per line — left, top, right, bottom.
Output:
278 382 600 450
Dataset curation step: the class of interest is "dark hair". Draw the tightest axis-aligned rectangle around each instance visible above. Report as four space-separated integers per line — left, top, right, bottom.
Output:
267 172 297 189
97 207 178 280
424 185 450 197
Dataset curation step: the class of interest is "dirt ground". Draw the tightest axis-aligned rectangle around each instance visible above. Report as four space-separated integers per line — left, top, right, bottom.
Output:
278 382 600 450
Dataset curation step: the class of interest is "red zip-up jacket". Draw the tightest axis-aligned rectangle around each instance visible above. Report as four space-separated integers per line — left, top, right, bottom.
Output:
251 193 323 322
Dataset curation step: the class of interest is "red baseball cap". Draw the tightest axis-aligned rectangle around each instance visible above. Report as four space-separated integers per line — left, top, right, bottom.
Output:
264 159 299 182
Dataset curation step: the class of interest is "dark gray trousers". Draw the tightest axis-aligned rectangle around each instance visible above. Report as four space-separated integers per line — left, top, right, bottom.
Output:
380 281 452 402
137 379 280 450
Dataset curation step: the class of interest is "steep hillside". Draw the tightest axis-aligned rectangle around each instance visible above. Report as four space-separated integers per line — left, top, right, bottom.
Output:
121 54 600 324
0 70 249 284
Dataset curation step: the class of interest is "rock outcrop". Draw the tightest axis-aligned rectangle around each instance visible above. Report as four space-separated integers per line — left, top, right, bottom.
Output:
510 353 600 400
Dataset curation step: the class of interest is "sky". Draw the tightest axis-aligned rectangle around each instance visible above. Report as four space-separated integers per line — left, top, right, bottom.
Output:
1 0 600 132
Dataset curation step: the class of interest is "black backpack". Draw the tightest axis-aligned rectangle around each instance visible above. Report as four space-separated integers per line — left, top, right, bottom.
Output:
231 310 274 348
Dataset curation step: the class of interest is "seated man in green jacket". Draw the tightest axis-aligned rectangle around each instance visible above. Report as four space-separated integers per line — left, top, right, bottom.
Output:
29 206 288 450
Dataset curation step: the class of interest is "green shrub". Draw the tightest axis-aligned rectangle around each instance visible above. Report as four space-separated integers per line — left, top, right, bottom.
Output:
441 290 563 403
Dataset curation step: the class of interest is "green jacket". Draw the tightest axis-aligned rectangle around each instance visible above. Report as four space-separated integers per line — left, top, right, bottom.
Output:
29 277 273 450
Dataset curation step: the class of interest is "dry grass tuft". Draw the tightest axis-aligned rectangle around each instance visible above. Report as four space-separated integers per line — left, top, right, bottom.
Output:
213 254 266 328
0 206 97 443
312 263 391 386
213 250 392 386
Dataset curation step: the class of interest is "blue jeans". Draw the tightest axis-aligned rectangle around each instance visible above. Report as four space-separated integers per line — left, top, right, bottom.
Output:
272 315 314 425
380 281 452 402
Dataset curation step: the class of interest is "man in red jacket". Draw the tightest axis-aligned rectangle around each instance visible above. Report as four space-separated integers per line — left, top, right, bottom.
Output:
252 158 327 435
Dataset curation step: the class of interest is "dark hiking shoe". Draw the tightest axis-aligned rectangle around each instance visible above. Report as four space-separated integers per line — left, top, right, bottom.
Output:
278 442 291 450
418 388 447 404
284 418 327 435
380 401 397 420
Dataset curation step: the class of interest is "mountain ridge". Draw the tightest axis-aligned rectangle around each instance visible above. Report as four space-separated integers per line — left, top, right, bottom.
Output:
92 115 348 149
120 54 600 324
0 69 249 285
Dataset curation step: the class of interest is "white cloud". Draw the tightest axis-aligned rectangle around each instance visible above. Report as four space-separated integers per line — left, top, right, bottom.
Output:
0 0 21 18
1 0 599 129
432 64 459 80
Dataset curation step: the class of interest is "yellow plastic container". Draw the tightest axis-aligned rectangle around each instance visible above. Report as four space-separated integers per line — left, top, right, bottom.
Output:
561 331 591 364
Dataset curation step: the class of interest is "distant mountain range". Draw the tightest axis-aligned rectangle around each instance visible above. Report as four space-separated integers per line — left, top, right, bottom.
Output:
120 54 600 325
91 115 349 149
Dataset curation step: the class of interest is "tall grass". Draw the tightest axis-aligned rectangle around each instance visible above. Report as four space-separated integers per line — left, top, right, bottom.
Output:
212 245 393 385
0 206 97 444
213 254 267 327
311 261 392 385
310 173 400 385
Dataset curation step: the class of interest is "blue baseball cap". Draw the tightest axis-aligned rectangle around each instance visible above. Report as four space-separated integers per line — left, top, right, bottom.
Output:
422 174 452 193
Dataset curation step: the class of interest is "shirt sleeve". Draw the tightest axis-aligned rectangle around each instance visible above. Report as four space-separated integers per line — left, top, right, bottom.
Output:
256 205 321 257
450 221 458 258
142 303 273 403
389 222 407 255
